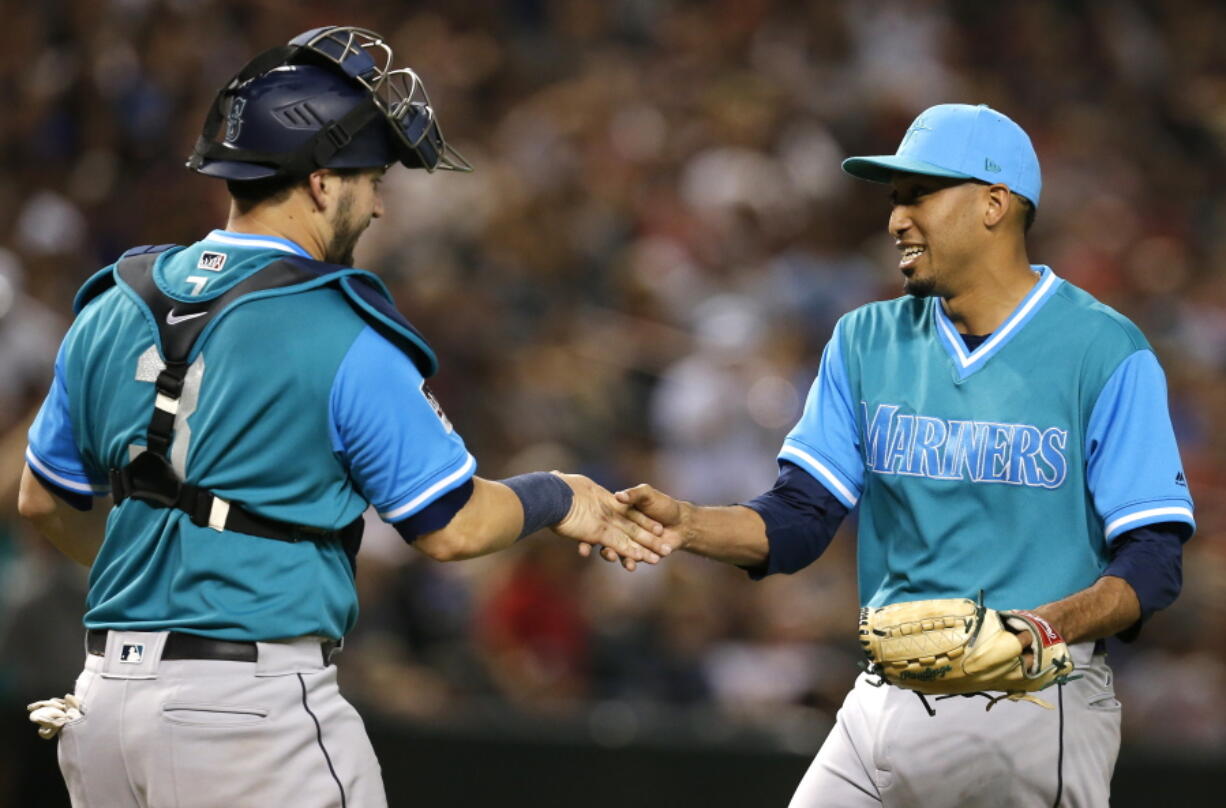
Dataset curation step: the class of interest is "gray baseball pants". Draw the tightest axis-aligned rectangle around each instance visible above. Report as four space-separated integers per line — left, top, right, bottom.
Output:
56 630 386 808
789 642 1120 807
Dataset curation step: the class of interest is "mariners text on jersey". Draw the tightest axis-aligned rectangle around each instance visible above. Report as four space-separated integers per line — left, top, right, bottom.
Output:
778 266 1194 610
862 403 1068 488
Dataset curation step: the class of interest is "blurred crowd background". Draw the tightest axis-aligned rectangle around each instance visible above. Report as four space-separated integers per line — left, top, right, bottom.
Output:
1 0 1225 801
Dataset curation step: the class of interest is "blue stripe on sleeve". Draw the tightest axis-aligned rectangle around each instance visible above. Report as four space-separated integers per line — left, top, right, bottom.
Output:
1085 350 1194 540
26 347 109 497
330 327 476 521
780 322 863 509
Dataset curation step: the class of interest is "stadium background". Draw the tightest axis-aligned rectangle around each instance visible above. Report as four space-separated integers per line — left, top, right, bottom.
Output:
0 1 1223 805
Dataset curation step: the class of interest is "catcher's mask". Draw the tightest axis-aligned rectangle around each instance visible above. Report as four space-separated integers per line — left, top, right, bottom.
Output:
187 26 471 180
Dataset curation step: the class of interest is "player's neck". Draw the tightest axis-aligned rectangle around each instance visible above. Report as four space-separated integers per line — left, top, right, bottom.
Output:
224 200 328 262
940 256 1038 336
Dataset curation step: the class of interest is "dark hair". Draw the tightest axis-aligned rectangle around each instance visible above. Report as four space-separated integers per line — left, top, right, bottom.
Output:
225 167 372 212
1015 194 1036 233
226 174 307 212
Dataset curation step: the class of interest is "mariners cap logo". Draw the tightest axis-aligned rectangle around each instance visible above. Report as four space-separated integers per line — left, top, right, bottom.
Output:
224 97 247 143
900 115 933 149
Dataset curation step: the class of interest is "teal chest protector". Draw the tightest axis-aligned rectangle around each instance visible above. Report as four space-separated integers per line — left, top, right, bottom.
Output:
76 244 439 567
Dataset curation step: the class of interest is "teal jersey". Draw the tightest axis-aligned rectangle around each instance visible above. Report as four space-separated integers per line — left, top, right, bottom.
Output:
27 231 475 640
782 267 1194 610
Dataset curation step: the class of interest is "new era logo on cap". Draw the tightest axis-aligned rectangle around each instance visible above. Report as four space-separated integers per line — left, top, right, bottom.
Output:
984 158 1002 173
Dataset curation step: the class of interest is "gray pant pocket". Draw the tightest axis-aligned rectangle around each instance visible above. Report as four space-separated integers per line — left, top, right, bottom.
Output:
161 702 270 727
1086 691 1122 711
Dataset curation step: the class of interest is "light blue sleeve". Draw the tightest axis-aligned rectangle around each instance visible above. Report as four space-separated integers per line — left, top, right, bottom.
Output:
779 322 863 509
1086 350 1194 541
26 344 109 496
329 327 476 522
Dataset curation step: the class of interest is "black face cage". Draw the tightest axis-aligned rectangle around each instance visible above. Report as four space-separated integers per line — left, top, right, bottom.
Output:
187 25 472 177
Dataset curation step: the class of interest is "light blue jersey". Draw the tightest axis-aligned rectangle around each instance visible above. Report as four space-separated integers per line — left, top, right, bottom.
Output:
27 231 475 640
782 267 1194 610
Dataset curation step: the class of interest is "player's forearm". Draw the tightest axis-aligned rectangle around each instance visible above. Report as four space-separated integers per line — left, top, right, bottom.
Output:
1034 575 1141 645
415 477 522 561
35 511 107 566
18 466 107 566
676 502 770 567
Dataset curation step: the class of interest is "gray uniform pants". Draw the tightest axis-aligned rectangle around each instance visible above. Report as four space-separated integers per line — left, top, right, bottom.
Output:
790 643 1120 808
56 631 386 808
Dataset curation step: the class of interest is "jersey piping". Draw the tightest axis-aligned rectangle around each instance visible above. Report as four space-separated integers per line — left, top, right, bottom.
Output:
25 446 107 494
202 229 312 257
933 266 1061 379
379 454 476 520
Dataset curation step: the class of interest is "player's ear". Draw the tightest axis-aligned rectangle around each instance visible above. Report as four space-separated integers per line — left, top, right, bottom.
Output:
306 169 333 213
983 184 1011 229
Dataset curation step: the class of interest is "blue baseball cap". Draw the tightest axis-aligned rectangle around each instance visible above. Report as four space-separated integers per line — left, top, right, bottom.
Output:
842 103 1041 207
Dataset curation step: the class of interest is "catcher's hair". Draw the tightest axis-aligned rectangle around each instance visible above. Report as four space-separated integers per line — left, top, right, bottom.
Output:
226 167 369 213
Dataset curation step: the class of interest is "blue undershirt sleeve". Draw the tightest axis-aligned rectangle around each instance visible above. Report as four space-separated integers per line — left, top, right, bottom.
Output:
393 479 475 542
1085 350 1194 541
742 460 849 579
1103 521 1187 642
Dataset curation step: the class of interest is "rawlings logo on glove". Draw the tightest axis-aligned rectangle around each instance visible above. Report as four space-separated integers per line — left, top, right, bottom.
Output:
858 594 1076 710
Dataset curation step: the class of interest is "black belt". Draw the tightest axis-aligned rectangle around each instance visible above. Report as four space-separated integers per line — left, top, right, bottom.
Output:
86 630 339 664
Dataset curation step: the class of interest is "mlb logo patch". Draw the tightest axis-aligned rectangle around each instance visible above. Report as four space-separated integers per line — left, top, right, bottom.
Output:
198 251 227 272
120 643 146 664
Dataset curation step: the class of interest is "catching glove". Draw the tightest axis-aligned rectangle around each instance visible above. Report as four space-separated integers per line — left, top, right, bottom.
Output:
858 595 1075 709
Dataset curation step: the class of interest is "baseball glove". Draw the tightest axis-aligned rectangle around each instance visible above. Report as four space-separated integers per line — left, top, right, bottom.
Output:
858 595 1075 709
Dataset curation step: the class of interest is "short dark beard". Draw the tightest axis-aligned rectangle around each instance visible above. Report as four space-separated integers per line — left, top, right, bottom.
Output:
903 274 937 299
324 190 362 266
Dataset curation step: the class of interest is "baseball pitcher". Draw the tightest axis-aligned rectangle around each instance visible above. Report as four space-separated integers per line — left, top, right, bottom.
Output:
618 103 1193 807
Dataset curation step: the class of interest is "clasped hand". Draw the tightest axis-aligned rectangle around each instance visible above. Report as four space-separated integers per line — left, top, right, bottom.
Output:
550 476 685 571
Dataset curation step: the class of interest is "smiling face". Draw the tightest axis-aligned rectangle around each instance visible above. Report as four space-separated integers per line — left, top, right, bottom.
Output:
887 174 988 298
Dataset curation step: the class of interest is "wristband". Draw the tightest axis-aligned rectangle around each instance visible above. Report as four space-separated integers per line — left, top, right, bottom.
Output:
501 472 574 539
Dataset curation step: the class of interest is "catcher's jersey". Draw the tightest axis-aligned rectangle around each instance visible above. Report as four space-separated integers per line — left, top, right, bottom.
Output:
26 231 475 640
782 266 1194 610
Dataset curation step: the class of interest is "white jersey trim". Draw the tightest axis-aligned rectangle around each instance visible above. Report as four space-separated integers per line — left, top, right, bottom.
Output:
379 453 477 521
25 446 109 495
934 267 1060 372
203 230 312 258
1104 505 1194 539
780 445 859 507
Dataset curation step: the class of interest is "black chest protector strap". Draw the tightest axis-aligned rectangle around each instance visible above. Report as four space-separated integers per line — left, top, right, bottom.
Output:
106 250 363 553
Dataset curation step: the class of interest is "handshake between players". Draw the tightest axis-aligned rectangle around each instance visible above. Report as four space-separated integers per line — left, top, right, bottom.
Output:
555 478 775 574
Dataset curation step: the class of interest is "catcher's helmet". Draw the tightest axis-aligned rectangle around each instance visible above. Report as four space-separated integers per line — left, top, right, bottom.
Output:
188 26 471 180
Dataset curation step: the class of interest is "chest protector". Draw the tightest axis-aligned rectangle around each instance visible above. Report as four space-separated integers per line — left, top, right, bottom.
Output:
75 244 438 563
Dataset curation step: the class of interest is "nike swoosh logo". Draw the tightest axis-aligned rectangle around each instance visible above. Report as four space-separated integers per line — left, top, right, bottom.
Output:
166 309 208 325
